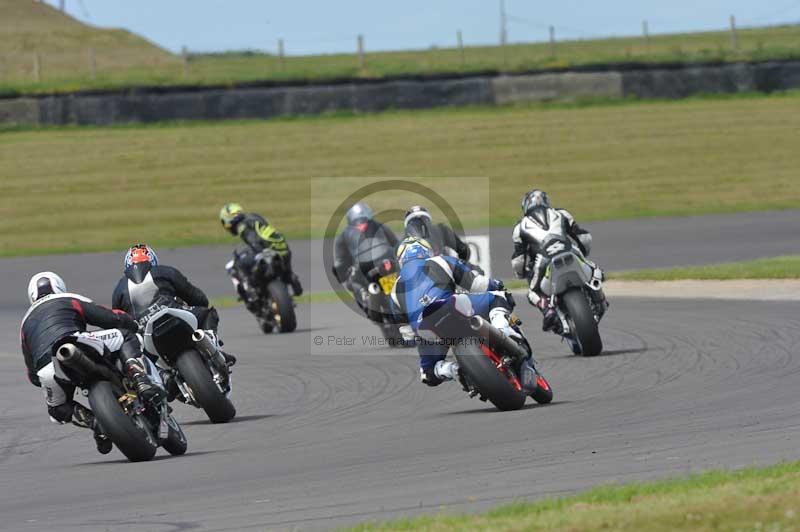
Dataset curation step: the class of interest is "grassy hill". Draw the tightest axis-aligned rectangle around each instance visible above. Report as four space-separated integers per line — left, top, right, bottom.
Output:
0 0 176 92
0 2 799 94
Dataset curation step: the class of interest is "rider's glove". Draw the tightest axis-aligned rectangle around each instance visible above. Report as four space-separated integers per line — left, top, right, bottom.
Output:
28 370 41 388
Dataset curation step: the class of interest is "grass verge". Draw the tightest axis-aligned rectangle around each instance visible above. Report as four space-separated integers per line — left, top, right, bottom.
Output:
611 255 800 281
346 461 800 532
2 92 799 257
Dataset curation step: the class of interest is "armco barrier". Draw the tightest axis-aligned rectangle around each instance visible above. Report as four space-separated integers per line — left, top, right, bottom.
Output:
1 60 798 126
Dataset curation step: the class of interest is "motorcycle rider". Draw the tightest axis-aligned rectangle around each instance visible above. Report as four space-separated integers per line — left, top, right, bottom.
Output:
332 202 399 313
111 244 236 396
21 272 163 455
511 189 605 331
403 205 471 262
219 203 304 297
392 237 544 393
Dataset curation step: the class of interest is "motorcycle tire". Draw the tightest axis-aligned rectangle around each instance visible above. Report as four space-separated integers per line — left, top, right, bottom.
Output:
267 280 297 333
529 373 554 404
562 288 603 356
88 381 157 462
454 343 526 412
161 413 188 456
176 350 236 423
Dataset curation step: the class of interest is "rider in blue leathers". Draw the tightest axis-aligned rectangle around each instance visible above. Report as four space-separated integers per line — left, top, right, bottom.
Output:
391 237 544 392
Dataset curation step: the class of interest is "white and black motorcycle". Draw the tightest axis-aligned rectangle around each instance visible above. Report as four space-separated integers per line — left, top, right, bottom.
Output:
139 301 236 423
520 211 609 356
56 333 187 462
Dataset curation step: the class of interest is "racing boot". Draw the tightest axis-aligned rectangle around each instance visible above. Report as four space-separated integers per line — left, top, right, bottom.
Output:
160 369 182 403
124 358 164 405
289 272 303 296
419 360 459 387
72 402 112 454
534 299 559 332
489 307 527 346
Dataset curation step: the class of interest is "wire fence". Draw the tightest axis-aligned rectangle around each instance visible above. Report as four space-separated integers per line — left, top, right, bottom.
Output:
2 15 800 91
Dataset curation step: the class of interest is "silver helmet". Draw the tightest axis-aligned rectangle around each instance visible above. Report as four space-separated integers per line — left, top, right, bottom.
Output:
346 202 374 225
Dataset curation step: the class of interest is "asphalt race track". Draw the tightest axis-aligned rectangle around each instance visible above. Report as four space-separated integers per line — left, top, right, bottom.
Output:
1 296 800 531
0 211 799 531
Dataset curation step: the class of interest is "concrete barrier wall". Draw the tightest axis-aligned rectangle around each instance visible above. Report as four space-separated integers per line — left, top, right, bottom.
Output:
2 61 799 127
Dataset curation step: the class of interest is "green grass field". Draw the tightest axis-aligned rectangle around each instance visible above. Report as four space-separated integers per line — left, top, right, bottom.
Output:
1 0 799 94
2 91 799 256
346 461 800 532
612 255 800 281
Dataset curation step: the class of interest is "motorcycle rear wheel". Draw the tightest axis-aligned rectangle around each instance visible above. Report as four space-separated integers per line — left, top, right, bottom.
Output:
88 381 157 462
454 343 526 411
176 350 236 423
562 288 603 356
267 280 297 333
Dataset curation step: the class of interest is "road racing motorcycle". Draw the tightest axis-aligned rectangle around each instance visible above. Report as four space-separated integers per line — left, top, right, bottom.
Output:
418 294 553 411
226 247 297 334
520 210 608 356
138 300 236 423
55 334 187 462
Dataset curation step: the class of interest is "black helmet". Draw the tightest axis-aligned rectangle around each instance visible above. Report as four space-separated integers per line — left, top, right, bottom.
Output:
403 205 433 240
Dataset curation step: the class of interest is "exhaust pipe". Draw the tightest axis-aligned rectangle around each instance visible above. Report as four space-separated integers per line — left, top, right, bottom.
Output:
192 330 226 369
192 330 217 358
469 316 529 361
367 282 381 296
56 343 119 383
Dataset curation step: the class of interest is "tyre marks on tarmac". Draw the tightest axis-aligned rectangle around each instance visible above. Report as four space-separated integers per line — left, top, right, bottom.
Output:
0 297 798 531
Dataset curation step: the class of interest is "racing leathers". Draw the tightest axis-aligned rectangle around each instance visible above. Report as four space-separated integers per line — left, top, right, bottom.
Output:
511 207 601 329
233 213 303 296
20 292 160 451
332 219 399 313
112 263 234 371
391 255 541 391
405 219 471 262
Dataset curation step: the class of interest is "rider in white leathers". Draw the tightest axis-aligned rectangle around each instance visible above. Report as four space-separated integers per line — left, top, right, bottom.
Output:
511 189 604 331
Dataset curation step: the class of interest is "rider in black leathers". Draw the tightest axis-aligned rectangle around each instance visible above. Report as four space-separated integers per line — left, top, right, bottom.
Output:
219 203 303 297
21 271 161 454
403 205 471 262
111 244 236 374
332 203 399 312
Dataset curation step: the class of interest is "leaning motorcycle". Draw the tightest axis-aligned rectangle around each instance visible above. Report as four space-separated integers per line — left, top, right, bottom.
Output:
226 247 297 334
139 300 236 423
55 336 187 462
418 294 553 411
536 233 608 356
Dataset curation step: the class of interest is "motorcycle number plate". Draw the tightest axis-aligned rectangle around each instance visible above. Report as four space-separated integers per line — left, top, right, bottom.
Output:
378 273 398 295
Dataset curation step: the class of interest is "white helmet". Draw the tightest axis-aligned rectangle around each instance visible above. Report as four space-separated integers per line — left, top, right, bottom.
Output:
27 272 66 304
